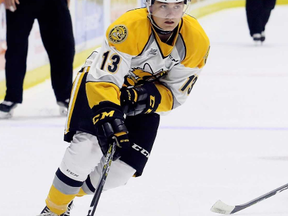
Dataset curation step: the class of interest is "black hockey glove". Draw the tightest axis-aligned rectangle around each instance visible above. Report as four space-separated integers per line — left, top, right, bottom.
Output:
92 102 130 160
120 82 161 116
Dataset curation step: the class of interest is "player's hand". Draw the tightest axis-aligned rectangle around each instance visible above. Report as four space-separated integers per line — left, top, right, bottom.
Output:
100 119 130 160
92 102 130 160
120 82 161 116
4 0 20 12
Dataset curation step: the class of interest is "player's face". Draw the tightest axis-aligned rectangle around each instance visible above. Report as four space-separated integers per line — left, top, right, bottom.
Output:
150 2 185 31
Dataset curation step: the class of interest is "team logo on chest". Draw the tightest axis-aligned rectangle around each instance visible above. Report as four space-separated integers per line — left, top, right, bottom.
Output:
124 64 168 87
108 25 128 44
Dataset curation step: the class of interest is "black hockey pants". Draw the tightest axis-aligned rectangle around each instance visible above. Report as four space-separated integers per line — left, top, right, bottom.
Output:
245 0 276 36
5 0 75 103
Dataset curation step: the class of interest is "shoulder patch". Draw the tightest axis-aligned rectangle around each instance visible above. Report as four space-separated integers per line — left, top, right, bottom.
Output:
108 25 128 44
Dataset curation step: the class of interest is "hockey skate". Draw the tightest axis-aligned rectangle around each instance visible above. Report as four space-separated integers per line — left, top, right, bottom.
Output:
0 100 18 119
252 33 262 45
38 201 73 216
57 99 69 116
260 31 265 42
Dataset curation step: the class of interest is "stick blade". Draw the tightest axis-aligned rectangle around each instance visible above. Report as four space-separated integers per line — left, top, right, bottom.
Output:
210 200 235 215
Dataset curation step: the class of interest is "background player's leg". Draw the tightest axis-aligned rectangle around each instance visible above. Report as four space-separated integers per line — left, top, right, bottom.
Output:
37 0 75 111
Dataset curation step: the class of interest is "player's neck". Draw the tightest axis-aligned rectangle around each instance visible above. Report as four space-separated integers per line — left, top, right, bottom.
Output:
158 27 177 45
158 32 173 43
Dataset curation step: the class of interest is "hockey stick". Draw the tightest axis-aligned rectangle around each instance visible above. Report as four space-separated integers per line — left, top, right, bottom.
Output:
210 182 288 215
87 137 117 216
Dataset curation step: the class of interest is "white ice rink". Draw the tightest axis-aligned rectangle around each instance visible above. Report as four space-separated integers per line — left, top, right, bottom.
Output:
0 6 288 216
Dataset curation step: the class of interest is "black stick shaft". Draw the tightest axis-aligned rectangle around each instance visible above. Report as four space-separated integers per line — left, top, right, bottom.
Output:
87 141 116 216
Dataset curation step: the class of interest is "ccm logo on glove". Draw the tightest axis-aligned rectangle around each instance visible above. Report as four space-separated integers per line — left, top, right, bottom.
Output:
93 110 115 124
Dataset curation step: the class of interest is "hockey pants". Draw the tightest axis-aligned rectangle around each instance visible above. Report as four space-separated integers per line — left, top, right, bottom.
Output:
45 132 136 215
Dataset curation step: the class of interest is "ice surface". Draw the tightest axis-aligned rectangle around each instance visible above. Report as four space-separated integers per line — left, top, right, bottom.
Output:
0 6 287 216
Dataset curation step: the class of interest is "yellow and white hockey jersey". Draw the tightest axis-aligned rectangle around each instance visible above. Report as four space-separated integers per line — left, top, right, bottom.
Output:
65 7 209 141
85 7 210 112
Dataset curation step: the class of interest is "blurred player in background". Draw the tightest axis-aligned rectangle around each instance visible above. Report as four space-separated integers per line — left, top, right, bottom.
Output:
38 0 210 215
0 0 74 119
246 0 276 44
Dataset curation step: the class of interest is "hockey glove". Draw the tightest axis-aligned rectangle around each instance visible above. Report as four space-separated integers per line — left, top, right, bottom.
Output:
92 102 130 160
120 82 161 116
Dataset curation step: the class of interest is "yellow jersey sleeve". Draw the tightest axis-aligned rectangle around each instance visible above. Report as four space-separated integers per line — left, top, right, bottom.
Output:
106 8 152 56
180 15 210 69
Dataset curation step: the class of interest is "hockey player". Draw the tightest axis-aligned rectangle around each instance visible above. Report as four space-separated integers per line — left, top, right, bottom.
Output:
38 0 210 215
